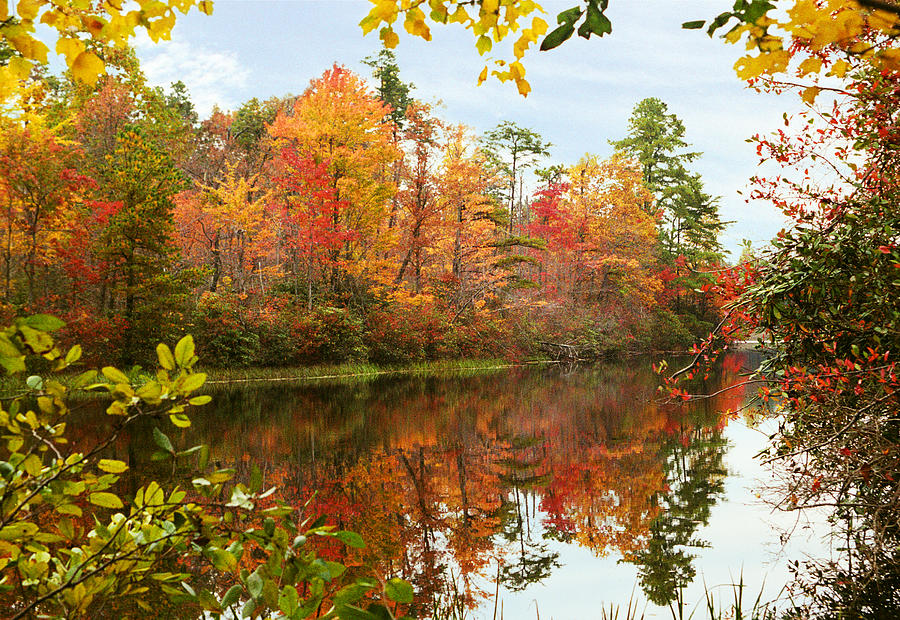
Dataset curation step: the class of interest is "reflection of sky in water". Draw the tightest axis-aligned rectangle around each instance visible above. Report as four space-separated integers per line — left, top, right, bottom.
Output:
473 420 832 619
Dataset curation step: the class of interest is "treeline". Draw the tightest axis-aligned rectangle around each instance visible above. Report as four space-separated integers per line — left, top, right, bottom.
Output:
0 48 725 367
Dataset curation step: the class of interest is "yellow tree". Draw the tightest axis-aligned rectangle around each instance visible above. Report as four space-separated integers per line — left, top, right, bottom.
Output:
268 65 400 300
531 154 659 311
393 101 445 295
433 125 506 314
173 164 277 294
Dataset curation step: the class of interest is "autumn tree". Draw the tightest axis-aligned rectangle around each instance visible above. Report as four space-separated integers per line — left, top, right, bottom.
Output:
275 148 353 309
433 125 505 313
0 123 85 305
174 163 275 294
393 101 444 294
528 154 659 349
268 65 400 302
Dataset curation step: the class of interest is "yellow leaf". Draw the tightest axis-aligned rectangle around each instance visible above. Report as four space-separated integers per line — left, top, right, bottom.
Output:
476 34 491 55
89 492 124 509
8 57 33 80
71 50 105 85
56 37 85 65
381 26 399 48
725 24 749 44
515 76 531 97
879 48 900 72
801 86 820 104
477 65 488 84
8 34 49 63
169 413 191 428
97 459 128 473
17 0 41 21
828 58 851 77
797 56 822 76
83 15 105 37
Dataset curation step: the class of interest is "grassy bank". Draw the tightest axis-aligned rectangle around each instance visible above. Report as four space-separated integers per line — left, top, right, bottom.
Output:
0 358 552 398
199 358 548 389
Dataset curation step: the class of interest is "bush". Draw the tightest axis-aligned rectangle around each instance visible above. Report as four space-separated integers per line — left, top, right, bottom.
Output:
0 315 413 619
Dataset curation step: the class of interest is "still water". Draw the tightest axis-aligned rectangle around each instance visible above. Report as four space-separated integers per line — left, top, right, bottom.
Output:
93 353 825 618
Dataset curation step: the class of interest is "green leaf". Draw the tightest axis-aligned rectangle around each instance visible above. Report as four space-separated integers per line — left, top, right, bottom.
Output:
682 19 706 29
157 343 176 370
89 492 124 509
0 522 39 540
581 2 611 38
153 427 175 454
26 375 43 390
384 578 413 603
97 459 128 473
278 585 299 615
326 560 346 579
0 355 26 374
333 580 377 607
222 584 243 609
23 314 65 332
206 548 237 571
189 395 212 406
65 345 82 365
250 465 263 494
556 6 581 24
174 335 196 367
198 444 210 470
333 530 365 548
246 570 264 599
102 366 130 384
540 22 575 51
335 604 379 620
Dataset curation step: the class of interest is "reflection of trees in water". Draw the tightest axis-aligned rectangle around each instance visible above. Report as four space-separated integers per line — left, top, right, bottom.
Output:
77 358 747 616
625 424 728 606
496 435 560 591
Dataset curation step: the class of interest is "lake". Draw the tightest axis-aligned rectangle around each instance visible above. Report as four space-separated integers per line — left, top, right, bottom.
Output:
88 352 827 618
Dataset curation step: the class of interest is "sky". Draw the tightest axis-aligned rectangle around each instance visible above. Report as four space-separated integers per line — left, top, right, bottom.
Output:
133 0 804 257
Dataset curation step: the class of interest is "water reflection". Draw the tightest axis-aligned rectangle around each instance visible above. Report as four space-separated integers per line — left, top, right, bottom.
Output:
82 354 751 616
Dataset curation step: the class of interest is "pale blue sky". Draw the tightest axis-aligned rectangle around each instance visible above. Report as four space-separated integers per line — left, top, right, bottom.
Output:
134 0 800 256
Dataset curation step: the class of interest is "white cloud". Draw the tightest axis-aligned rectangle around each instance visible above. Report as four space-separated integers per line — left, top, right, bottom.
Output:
137 34 249 116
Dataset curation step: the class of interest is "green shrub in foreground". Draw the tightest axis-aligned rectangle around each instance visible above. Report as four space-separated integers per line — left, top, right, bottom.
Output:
0 314 412 619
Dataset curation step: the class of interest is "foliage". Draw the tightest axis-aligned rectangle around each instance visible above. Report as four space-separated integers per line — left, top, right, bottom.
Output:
0 316 414 618
0 49 726 369
685 0 900 89
0 0 212 102
359 0 549 96
665 34 900 618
